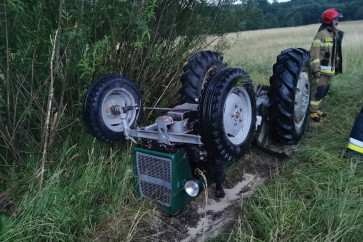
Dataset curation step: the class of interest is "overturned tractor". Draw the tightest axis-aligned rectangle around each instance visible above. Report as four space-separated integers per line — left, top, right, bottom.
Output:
82 48 312 214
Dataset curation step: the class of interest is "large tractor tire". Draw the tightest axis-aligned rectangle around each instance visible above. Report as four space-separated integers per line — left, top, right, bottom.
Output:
199 68 256 161
82 74 144 144
179 51 226 104
268 48 312 144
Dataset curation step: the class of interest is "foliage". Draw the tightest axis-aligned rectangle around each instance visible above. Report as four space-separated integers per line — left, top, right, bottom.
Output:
0 0 229 164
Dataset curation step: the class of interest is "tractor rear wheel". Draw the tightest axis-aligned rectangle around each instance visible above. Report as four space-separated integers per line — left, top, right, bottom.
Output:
268 48 311 144
199 68 256 161
179 51 226 104
82 74 144 144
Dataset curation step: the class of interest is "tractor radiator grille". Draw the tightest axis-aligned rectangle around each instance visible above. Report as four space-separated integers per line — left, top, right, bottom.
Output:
136 152 172 206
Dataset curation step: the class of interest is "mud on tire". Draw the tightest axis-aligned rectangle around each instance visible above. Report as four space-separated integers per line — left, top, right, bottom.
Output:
82 74 144 144
268 48 311 144
179 51 226 104
199 68 256 162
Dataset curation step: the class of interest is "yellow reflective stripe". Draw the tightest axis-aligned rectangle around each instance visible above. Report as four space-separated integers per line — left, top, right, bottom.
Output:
347 143 363 154
311 59 320 64
321 69 335 74
325 38 332 42
310 100 321 106
312 39 332 47
321 65 335 74
312 39 321 47
321 43 333 47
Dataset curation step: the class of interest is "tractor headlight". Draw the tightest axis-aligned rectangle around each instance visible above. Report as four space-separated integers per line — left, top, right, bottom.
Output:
184 179 200 197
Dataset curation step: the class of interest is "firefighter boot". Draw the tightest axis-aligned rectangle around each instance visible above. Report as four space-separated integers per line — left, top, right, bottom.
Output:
215 184 225 198
310 113 321 122
317 110 327 117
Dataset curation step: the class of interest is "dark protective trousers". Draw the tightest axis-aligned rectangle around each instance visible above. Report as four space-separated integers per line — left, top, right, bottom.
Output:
347 107 363 156
213 159 226 187
309 75 333 113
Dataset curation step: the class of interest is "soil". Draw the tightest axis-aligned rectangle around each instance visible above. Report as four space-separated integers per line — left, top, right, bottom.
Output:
147 146 282 242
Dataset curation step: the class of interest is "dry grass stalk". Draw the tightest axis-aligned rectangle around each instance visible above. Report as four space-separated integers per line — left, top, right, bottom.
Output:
39 29 58 188
39 0 65 188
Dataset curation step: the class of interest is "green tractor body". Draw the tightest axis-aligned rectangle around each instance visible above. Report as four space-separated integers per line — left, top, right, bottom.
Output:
133 146 198 215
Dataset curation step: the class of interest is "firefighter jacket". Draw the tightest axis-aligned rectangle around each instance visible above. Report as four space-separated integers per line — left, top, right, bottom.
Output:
347 107 363 156
310 25 344 76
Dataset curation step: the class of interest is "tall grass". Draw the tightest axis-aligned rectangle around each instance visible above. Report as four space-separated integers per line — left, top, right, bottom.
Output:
1 128 154 241
223 20 363 241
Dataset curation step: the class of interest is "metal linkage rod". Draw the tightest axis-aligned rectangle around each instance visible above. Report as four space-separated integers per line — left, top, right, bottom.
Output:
111 105 198 114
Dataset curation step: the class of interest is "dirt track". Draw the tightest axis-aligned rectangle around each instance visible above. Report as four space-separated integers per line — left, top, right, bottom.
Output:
149 147 281 241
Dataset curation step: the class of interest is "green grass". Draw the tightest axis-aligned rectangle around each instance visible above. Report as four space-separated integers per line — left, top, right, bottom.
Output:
233 156 363 241
0 127 154 241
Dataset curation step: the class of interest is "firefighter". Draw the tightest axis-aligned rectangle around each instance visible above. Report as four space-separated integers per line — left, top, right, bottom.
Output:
309 8 344 122
347 107 363 156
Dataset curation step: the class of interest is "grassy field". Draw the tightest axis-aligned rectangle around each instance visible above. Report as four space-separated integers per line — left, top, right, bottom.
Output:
217 20 363 241
1 21 363 241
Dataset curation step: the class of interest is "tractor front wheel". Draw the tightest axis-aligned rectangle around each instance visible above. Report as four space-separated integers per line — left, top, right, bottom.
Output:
82 74 144 144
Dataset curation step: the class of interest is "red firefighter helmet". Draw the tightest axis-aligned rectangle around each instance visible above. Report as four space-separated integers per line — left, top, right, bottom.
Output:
322 8 343 24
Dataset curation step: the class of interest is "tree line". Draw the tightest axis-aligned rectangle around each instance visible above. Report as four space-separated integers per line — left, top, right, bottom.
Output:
212 0 363 32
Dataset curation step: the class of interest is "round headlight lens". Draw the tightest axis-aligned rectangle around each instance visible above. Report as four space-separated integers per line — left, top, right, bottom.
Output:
184 179 200 197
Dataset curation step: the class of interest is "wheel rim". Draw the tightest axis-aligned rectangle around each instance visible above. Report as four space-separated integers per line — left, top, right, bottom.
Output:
294 70 310 135
101 88 138 132
223 85 253 145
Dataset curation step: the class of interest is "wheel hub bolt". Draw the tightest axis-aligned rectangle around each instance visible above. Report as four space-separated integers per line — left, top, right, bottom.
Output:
110 105 121 115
